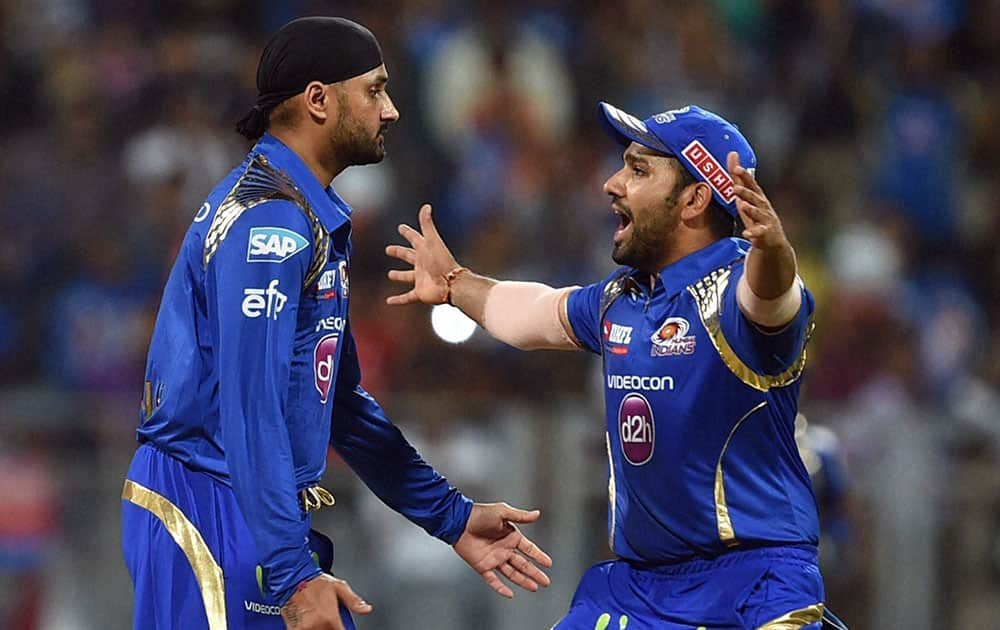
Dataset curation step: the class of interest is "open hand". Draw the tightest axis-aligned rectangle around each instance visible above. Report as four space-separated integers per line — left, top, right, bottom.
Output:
727 151 789 252
385 204 459 306
453 502 553 599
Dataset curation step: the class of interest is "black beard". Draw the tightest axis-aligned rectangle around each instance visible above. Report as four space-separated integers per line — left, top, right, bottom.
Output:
611 195 682 273
612 235 660 273
338 129 384 166
333 104 386 166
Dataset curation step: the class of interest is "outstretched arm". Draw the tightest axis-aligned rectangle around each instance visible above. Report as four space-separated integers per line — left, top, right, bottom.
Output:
728 151 803 328
330 325 552 598
385 204 581 350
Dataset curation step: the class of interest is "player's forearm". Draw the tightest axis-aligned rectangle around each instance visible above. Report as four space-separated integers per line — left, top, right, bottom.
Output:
743 242 797 299
738 243 801 327
447 270 497 324
450 273 580 350
331 386 473 543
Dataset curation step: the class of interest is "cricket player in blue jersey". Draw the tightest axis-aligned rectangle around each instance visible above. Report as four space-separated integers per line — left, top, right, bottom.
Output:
121 17 552 630
387 103 845 629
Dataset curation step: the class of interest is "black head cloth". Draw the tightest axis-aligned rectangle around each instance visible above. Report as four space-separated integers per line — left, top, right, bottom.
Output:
236 16 383 140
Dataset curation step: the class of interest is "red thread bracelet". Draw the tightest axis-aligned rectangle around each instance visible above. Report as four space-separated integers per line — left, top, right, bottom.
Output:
444 266 469 306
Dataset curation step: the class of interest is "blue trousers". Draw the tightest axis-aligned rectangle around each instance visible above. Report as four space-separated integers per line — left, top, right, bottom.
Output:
553 546 825 629
122 443 354 630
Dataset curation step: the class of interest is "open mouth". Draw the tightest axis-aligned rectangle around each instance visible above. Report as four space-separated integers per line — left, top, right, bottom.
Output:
613 205 632 243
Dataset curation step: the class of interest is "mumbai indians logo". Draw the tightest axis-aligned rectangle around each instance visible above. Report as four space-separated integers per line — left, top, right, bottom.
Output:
650 317 696 357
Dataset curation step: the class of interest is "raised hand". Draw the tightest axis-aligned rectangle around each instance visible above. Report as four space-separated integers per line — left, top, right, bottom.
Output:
453 502 553 599
727 151 790 253
385 204 460 306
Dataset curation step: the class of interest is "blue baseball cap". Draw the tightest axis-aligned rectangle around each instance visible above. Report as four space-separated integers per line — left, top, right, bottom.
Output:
598 102 757 218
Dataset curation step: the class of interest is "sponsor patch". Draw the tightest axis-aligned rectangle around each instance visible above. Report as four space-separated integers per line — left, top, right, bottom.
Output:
618 393 655 465
681 140 735 203
315 269 337 300
603 320 632 355
315 316 345 333
244 600 281 616
247 227 309 263
242 279 287 319
607 374 674 391
314 334 339 403
338 260 349 298
650 317 696 357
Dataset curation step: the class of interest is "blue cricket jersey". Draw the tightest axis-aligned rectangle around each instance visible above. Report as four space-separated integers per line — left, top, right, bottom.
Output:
135 134 471 604
566 237 819 565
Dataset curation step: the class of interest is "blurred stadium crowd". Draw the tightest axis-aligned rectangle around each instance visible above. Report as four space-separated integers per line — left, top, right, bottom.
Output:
1 1 998 628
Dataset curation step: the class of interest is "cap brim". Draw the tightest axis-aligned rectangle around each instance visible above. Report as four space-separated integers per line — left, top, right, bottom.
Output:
598 102 672 155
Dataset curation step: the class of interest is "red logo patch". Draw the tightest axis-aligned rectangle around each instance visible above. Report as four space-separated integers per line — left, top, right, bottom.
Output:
681 140 735 203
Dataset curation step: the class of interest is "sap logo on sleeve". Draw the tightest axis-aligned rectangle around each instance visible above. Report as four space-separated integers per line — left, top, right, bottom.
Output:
247 227 309 263
242 279 287 319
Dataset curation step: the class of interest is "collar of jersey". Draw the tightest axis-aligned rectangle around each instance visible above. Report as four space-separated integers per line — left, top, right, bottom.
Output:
252 133 353 232
643 237 750 299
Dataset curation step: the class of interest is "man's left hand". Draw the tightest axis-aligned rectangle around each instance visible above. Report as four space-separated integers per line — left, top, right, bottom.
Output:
453 502 553 599
728 151 790 252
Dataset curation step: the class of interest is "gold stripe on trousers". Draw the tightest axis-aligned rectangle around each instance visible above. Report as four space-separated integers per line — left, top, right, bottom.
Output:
123 479 227 629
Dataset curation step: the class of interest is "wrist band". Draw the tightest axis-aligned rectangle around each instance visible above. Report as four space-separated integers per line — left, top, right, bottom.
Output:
444 266 469 306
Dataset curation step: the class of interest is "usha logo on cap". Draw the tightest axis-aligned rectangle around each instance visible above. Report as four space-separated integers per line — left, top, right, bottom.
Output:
681 140 735 204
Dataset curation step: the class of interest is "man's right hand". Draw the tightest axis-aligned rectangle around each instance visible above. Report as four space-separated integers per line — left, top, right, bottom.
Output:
280 573 372 630
385 204 460 306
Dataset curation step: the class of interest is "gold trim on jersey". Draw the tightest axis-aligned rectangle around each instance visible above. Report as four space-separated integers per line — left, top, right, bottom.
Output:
300 485 336 513
202 154 330 290
714 400 768 546
757 603 825 629
143 380 153 417
122 479 227 629
605 431 617 552
688 267 813 392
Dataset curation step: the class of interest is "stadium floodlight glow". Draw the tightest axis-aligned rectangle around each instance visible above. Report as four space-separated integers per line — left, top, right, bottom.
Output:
430 304 476 344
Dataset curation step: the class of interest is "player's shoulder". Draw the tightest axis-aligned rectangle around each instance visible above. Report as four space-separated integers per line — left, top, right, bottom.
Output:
571 266 632 302
197 198 318 273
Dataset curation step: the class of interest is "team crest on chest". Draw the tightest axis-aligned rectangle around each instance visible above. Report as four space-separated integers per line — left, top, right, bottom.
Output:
650 317 696 357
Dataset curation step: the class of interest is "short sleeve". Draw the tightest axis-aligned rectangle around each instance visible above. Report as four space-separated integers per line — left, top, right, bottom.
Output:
566 269 625 355
719 264 816 376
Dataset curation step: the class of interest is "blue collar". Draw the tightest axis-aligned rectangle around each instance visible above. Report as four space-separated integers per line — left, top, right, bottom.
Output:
251 133 353 232
637 237 749 299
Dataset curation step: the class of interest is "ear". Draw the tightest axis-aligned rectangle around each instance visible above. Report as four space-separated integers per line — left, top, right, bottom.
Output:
303 81 331 123
679 182 713 221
